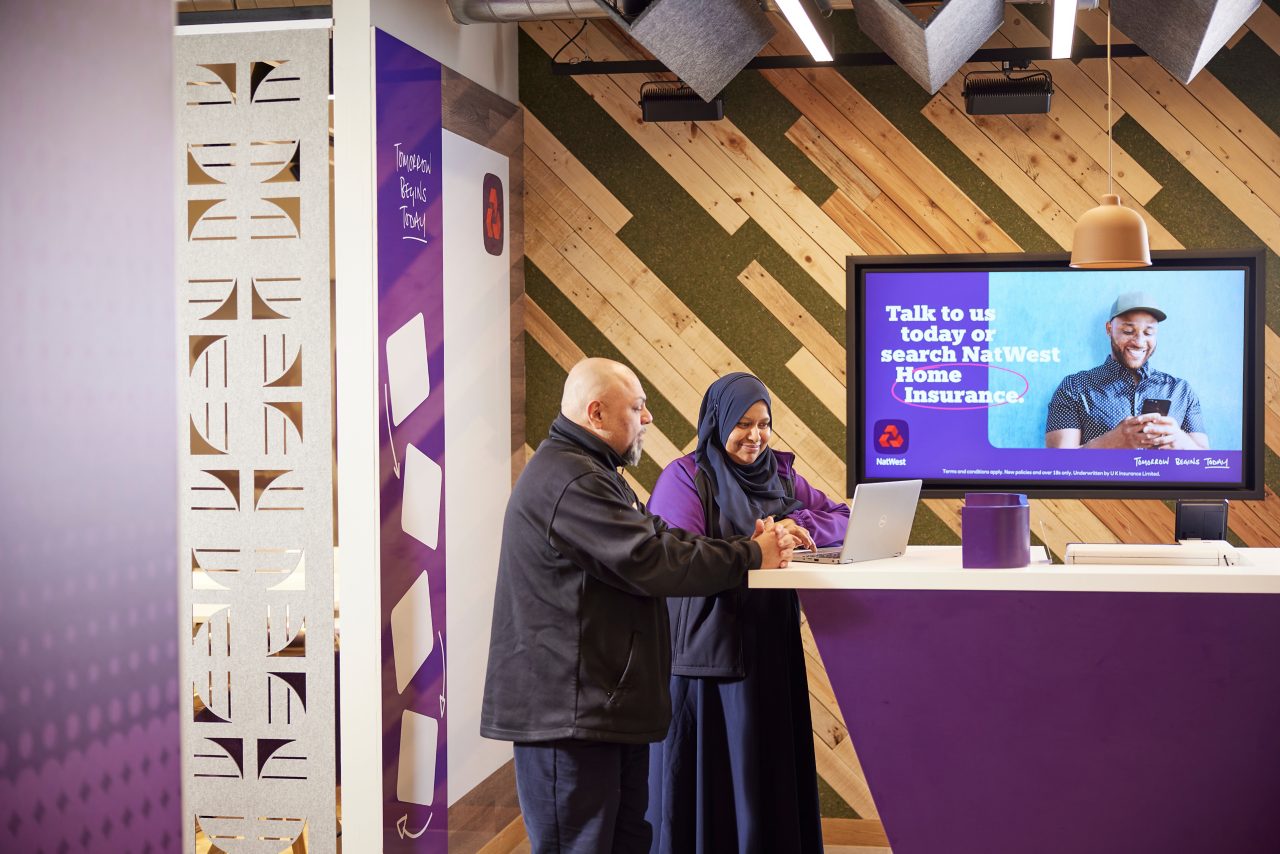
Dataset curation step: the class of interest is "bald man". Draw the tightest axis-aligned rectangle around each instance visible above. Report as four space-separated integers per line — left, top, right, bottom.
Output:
481 358 797 854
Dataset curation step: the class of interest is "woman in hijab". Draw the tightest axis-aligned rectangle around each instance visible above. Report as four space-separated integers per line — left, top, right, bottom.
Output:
645 372 850 853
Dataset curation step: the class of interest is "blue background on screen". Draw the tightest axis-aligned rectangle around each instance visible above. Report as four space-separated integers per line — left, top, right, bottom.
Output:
986 269 1245 450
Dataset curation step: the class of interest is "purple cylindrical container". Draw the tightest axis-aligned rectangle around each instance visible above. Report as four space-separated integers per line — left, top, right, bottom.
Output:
962 493 1031 568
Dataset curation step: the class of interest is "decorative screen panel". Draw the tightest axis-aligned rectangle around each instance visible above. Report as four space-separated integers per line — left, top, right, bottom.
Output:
176 29 334 854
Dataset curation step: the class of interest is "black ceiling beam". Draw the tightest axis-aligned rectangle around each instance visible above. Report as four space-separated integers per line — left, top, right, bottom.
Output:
551 43 1148 76
177 5 333 27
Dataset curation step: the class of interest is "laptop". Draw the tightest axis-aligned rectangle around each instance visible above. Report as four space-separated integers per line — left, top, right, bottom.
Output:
792 479 922 564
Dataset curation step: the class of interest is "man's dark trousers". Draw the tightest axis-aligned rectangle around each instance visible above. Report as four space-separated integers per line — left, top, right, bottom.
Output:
514 739 652 853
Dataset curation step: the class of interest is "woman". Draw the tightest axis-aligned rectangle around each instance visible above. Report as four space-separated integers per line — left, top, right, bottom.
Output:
646 372 850 853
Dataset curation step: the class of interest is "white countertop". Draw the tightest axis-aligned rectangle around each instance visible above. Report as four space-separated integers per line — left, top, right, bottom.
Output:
748 545 1280 594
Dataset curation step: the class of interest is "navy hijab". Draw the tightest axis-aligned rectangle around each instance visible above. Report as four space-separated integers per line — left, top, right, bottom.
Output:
695 373 803 538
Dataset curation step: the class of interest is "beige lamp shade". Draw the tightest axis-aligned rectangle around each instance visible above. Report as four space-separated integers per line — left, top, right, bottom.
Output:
1070 194 1152 268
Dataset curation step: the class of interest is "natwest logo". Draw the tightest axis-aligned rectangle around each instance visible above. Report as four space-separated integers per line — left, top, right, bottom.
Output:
482 173 504 256
874 419 909 454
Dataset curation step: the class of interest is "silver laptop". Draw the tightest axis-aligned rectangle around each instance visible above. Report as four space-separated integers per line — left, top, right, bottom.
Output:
792 479 922 564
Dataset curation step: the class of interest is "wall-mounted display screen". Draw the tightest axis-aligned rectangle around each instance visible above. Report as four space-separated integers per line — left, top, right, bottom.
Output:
849 251 1265 499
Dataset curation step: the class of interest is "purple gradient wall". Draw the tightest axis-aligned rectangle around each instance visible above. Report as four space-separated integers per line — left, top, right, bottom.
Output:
1 2 180 851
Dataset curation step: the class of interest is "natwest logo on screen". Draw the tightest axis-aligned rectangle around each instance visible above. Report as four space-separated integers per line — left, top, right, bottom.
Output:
874 419 909 454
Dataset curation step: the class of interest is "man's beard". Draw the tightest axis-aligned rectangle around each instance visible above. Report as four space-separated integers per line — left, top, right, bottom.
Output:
1111 341 1153 369
622 435 644 467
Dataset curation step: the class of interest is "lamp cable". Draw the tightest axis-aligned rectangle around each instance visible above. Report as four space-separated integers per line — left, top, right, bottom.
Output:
1107 5 1113 196
552 21 589 64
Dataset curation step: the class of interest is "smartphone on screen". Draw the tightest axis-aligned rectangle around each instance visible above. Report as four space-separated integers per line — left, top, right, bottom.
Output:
1141 398 1172 417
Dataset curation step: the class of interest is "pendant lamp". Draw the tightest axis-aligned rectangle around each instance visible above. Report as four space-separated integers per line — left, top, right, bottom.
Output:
1070 5 1151 269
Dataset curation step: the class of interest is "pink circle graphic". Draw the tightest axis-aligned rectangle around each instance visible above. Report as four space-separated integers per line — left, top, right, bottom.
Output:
889 362 1030 411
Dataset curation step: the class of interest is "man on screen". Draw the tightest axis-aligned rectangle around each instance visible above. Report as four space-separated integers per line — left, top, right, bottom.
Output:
1045 292 1209 450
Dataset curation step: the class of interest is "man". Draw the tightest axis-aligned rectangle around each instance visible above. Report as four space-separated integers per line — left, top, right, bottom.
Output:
480 358 798 853
1045 291 1208 450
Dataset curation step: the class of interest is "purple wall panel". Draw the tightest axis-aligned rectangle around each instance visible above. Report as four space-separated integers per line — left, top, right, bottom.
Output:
0 1 180 851
374 29 448 851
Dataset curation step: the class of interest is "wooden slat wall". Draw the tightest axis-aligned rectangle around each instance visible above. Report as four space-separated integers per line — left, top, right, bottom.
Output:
517 3 1280 846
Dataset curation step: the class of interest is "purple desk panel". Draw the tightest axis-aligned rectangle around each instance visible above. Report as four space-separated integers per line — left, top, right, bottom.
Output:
800 588 1280 854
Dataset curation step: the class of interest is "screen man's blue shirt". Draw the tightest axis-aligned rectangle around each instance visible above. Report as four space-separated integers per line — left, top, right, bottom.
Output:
1045 355 1206 445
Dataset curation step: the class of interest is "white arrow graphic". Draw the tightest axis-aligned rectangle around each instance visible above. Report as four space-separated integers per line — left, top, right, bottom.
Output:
384 382 401 478
438 630 447 717
396 812 431 839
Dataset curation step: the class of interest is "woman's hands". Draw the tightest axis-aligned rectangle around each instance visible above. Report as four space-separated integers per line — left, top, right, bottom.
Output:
773 517 815 551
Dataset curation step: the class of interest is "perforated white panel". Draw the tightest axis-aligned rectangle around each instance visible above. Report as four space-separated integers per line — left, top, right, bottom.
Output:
176 28 335 854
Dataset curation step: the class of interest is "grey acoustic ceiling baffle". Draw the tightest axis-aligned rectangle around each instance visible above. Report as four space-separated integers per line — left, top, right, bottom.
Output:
1111 0 1261 83
596 0 776 101
854 0 1004 94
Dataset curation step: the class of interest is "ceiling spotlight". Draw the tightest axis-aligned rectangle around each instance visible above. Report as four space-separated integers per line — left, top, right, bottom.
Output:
638 81 725 123
962 65 1054 115
777 0 834 63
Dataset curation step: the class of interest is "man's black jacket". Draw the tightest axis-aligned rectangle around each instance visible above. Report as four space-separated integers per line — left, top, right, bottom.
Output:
480 415 762 744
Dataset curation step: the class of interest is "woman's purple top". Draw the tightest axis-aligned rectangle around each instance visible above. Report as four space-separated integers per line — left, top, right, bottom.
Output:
649 451 849 546
648 451 851 678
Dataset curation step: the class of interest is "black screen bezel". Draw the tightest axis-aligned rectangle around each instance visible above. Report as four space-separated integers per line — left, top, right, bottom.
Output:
847 250 1265 499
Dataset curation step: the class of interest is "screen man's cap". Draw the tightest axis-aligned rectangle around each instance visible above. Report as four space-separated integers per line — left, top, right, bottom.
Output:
1109 291 1167 322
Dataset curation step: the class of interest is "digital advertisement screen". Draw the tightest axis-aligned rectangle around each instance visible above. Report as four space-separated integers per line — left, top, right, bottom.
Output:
850 253 1264 499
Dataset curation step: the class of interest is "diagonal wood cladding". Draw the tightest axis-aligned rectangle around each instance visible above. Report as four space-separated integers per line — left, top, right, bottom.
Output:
519 0 1280 823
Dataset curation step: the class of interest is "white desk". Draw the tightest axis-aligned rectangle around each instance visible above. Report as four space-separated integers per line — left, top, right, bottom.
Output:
749 544 1280 594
